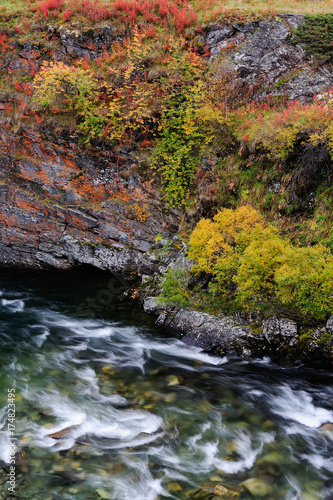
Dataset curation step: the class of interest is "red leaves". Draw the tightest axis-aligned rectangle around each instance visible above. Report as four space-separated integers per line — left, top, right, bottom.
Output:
36 0 63 18
64 0 198 33
0 32 13 52
14 81 23 92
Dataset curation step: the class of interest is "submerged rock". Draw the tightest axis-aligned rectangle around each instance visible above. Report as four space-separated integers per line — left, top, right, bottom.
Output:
46 425 78 439
240 477 273 497
214 483 240 498
318 423 333 439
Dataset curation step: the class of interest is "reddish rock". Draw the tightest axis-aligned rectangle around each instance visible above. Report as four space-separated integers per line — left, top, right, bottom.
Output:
0 127 177 276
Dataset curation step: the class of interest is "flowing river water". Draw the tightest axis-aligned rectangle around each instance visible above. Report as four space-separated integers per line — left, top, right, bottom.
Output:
0 269 332 500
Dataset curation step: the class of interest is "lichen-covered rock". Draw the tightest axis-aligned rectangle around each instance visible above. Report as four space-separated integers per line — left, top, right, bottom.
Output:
207 15 333 102
59 25 118 59
0 128 175 277
240 478 273 497
214 483 240 498
326 315 333 334
262 316 298 345
155 308 263 358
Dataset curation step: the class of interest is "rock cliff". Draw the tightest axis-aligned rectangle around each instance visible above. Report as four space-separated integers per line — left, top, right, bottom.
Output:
0 128 177 277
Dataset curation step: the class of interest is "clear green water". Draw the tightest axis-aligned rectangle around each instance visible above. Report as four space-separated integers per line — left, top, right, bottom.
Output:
0 269 332 500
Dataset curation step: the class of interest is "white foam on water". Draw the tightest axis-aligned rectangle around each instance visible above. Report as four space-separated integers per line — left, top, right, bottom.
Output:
98 394 128 406
246 389 264 398
213 431 274 474
24 387 163 452
76 366 100 394
271 385 333 428
134 337 228 367
1 298 25 312
30 326 50 347
300 453 333 473
284 476 302 500
42 313 115 338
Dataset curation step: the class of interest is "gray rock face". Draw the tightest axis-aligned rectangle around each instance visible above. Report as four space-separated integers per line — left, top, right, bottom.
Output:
0 129 174 277
326 315 333 335
207 15 333 102
59 25 118 59
262 315 298 345
149 305 264 358
143 299 332 366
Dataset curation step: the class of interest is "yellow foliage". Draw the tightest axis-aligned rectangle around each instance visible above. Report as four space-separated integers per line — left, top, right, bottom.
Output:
275 245 333 319
233 101 333 161
32 61 98 112
188 205 268 289
188 205 333 319
235 227 287 303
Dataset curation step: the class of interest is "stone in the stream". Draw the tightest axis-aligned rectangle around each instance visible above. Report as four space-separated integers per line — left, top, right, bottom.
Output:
102 366 115 375
168 482 182 492
166 375 181 386
262 420 276 431
210 475 223 482
70 460 82 469
46 425 78 439
214 483 240 497
318 423 333 439
240 478 273 497
257 451 285 465
96 488 110 499
164 392 177 403
255 461 283 479
186 487 211 498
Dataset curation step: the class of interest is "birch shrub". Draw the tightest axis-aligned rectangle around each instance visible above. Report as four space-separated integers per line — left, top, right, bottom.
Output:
187 206 333 320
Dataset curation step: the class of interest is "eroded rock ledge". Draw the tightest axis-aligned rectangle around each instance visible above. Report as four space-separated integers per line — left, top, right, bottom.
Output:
0 128 178 278
143 297 333 368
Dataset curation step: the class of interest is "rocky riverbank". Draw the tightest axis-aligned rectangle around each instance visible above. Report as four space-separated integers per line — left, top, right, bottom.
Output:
143 294 333 368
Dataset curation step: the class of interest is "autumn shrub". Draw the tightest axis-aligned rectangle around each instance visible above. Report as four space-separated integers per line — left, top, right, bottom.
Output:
230 100 333 161
31 61 105 141
151 45 216 206
187 206 333 320
152 86 207 206
235 228 288 304
275 245 333 319
32 30 156 143
160 267 191 307
188 205 268 293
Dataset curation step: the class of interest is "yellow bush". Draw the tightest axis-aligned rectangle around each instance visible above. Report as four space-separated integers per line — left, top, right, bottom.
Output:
188 205 267 289
32 29 155 143
188 205 333 319
235 227 287 304
275 245 333 319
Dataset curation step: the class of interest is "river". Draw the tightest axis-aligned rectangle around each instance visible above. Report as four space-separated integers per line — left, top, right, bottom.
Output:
0 269 332 500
